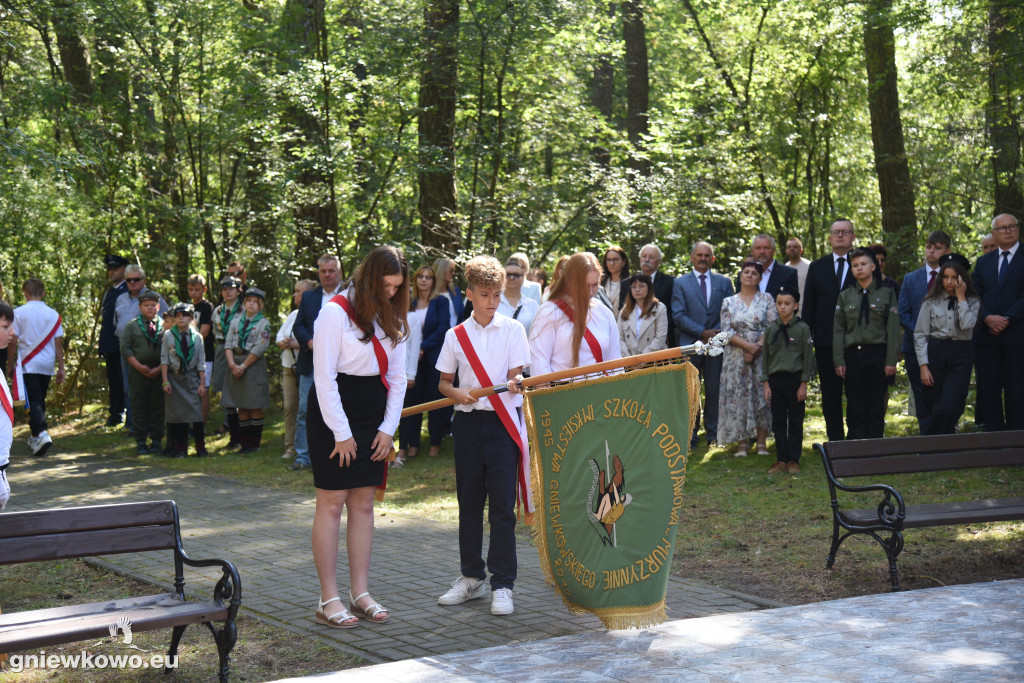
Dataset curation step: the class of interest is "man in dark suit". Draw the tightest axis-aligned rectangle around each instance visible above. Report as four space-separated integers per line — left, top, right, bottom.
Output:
736 234 799 299
897 230 950 434
99 254 129 427
639 243 677 348
288 254 345 470
973 213 1024 431
673 241 734 447
803 219 856 441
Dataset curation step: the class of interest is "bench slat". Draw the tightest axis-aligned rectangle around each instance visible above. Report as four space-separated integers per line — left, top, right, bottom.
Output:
841 497 1024 528
0 525 177 564
0 501 175 539
831 448 1024 477
825 430 1024 460
0 594 227 652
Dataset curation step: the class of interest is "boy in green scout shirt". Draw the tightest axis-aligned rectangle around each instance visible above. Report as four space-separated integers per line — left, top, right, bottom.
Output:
121 289 166 454
833 247 900 440
762 287 813 474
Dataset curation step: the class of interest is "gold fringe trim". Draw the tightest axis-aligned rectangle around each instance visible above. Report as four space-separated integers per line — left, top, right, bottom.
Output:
524 361 697 630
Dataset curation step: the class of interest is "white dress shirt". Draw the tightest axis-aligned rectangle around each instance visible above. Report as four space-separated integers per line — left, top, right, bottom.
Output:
522 279 543 304
276 309 300 368
691 269 713 307
498 293 539 336
832 253 850 285
436 313 530 412
312 288 408 442
759 262 774 293
528 300 621 376
406 305 429 380
13 301 63 375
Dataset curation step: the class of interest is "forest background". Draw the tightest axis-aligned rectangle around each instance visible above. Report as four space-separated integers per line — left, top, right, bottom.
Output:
0 0 1020 407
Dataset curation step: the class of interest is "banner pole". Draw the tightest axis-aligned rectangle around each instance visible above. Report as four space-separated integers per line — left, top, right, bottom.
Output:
400 332 728 419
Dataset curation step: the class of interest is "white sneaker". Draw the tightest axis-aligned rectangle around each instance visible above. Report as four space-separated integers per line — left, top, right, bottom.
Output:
27 435 38 451
32 431 53 457
438 576 488 605
490 587 514 615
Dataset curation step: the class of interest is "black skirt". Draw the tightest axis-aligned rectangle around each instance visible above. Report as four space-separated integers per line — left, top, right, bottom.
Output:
308 373 388 491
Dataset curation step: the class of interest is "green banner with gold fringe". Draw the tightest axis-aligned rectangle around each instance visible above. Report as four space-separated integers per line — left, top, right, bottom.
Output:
524 362 699 630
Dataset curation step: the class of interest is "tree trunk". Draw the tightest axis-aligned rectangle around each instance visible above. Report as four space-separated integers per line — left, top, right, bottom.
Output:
280 0 337 258
987 0 1024 217
588 2 616 235
622 0 650 178
863 0 916 278
418 0 461 255
51 0 93 104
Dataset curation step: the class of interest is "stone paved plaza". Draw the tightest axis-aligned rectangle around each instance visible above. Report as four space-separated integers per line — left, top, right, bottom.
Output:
10 450 780 664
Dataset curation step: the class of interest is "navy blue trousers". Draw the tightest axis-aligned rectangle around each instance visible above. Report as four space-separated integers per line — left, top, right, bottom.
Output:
452 410 519 590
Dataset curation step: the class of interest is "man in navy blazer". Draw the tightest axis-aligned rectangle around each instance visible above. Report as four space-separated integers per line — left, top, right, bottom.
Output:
897 230 950 434
289 254 345 470
803 219 856 441
734 234 799 301
673 241 734 446
973 214 1024 431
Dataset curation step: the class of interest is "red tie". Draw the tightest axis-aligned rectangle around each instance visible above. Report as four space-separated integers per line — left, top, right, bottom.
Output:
927 269 937 290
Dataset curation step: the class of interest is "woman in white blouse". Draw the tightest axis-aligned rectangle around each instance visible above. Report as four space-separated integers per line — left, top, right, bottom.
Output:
307 246 409 629
529 252 621 376
617 272 668 356
498 259 539 336
599 246 629 311
396 265 437 463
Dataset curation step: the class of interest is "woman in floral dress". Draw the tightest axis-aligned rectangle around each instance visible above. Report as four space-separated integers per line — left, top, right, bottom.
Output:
718 261 778 456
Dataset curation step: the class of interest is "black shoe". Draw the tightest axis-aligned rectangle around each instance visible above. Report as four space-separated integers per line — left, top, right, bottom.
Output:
227 440 241 450
195 449 210 458
288 460 310 471
106 415 123 427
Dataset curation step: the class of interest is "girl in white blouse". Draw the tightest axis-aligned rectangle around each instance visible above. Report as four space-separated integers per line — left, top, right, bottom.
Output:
529 252 621 376
308 246 409 629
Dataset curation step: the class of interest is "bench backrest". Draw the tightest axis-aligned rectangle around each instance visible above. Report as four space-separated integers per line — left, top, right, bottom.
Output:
820 430 1024 478
0 500 179 565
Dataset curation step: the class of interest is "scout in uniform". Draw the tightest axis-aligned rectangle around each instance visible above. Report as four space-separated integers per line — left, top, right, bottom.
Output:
833 248 900 440
223 287 271 453
212 276 243 447
187 274 215 422
761 288 813 474
161 303 208 457
436 256 530 617
121 289 166 454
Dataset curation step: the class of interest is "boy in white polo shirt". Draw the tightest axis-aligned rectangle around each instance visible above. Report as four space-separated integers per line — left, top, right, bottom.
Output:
8 278 64 457
435 255 532 616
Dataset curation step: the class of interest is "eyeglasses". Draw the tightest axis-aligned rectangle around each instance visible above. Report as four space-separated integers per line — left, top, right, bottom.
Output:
994 224 1019 233
125 278 143 283
505 272 523 279
830 230 853 236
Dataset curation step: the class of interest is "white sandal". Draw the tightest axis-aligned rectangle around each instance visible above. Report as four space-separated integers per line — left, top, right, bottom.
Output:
349 591 390 624
314 595 359 629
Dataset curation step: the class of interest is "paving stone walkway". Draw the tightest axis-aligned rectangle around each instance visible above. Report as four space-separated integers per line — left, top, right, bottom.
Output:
10 451 783 664
274 578 1024 682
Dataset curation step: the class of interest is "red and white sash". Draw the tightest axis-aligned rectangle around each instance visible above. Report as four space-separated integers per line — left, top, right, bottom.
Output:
453 323 535 522
10 314 62 407
0 368 13 425
331 294 391 498
551 299 606 372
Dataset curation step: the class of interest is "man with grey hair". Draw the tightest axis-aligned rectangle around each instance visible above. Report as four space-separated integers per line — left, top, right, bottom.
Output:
113 264 168 434
741 234 799 299
639 243 676 347
673 241 734 447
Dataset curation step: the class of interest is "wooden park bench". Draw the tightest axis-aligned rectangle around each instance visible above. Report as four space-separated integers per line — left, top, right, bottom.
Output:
816 430 1024 590
0 500 241 681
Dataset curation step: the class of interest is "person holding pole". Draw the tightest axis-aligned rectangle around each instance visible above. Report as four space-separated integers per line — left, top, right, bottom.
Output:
529 252 621 375
435 256 530 616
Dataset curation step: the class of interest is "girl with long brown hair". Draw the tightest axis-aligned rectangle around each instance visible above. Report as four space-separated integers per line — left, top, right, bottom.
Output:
307 245 409 628
528 252 621 375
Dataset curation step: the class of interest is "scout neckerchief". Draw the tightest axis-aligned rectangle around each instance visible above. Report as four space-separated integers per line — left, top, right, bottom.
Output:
236 313 263 354
330 293 391 500
772 316 801 345
11 312 62 405
552 298 606 372
171 326 195 371
453 322 534 522
137 315 161 346
219 299 240 335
